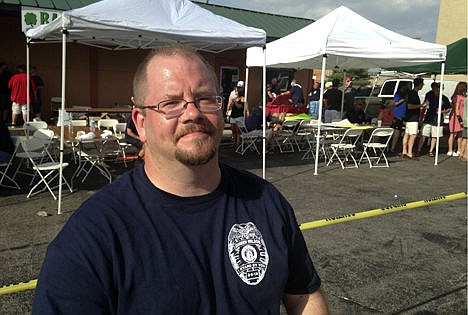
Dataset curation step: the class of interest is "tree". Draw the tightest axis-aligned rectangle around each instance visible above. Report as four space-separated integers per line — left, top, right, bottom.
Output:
327 68 370 84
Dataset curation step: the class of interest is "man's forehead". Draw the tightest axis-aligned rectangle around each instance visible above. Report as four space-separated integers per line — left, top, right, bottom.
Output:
148 55 211 78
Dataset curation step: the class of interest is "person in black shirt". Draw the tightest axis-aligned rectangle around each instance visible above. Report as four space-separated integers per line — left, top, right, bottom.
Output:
308 81 321 102
402 78 427 159
345 100 368 124
416 82 451 156
32 46 329 314
323 78 343 122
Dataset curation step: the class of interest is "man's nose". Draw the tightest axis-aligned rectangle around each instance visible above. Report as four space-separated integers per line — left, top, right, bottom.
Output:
181 101 203 120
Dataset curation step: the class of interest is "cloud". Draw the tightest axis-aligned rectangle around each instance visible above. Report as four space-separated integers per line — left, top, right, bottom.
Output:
208 0 440 42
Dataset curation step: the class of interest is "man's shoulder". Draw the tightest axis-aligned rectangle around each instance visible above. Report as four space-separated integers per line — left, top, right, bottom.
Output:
221 163 276 194
75 167 142 216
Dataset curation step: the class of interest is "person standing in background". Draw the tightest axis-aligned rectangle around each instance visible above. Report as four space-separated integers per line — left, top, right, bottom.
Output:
270 77 281 97
416 82 451 157
308 81 321 102
342 77 356 115
281 79 304 108
323 78 342 123
457 97 468 161
30 66 44 120
8 64 36 126
0 62 12 123
401 78 427 160
227 84 246 149
447 81 467 157
390 84 409 154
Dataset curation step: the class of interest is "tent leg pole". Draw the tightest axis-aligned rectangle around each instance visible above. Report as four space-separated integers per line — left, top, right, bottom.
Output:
58 21 68 215
262 46 266 179
435 62 445 166
314 54 327 176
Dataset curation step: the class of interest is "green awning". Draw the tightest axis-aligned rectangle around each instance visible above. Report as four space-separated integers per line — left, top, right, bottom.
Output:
393 38 467 74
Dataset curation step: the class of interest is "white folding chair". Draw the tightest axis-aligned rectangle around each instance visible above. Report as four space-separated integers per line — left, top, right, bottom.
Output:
0 150 20 190
113 122 135 166
12 132 55 183
359 127 394 168
113 122 127 140
294 119 313 152
23 121 48 139
33 128 59 160
71 137 121 186
20 138 72 199
327 128 363 169
71 119 87 127
272 120 297 153
235 120 263 155
97 119 119 131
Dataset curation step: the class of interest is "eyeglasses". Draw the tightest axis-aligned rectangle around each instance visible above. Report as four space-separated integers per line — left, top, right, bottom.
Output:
135 95 223 119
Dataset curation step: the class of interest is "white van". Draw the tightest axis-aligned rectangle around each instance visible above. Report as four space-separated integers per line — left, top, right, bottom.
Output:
378 78 457 101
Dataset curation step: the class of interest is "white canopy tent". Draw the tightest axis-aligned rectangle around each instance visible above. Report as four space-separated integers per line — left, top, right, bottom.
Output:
246 6 446 176
24 0 266 214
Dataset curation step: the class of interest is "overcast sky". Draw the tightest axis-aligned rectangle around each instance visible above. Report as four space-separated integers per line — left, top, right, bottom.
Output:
206 0 441 42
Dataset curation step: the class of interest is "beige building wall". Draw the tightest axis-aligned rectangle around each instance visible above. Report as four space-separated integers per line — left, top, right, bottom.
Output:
436 0 467 44
436 0 467 82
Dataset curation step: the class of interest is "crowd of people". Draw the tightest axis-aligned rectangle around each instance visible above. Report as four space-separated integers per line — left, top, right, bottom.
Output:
389 79 467 160
224 74 467 161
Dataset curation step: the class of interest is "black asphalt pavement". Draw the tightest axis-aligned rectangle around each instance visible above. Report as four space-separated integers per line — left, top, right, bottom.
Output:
0 135 466 314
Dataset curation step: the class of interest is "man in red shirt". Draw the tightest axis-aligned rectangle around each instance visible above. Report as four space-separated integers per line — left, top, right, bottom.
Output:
8 64 36 126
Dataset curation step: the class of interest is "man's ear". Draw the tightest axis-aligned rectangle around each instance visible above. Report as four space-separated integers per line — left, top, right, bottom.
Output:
132 109 146 142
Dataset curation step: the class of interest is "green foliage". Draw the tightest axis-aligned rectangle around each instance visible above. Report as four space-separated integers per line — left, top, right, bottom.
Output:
24 13 37 27
327 68 370 84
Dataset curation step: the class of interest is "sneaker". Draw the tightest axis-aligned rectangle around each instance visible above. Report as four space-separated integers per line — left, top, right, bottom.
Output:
452 152 460 157
446 151 453 156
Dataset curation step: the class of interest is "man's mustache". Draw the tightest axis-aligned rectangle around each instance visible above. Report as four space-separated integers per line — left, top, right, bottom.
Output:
173 123 214 143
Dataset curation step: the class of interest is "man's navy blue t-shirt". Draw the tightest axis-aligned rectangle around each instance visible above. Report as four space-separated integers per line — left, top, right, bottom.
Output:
32 163 321 314
423 90 451 126
245 107 263 131
289 85 304 105
406 90 422 122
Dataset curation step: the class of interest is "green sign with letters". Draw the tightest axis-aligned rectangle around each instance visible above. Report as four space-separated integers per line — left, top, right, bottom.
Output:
21 6 62 32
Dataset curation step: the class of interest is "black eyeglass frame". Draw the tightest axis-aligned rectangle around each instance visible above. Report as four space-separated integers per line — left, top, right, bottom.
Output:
134 95 223 119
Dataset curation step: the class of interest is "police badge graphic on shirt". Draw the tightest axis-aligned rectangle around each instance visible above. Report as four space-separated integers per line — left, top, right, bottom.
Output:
228 222 269 285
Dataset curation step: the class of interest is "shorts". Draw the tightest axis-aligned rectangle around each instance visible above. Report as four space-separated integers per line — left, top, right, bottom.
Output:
12 102 28 115
229 116 244 124
405 121 419 135
391 118 405 130
421 123 443 138
463 128 467 139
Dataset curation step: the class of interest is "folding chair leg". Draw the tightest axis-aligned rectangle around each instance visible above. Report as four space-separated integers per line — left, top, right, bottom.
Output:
0 172 20 189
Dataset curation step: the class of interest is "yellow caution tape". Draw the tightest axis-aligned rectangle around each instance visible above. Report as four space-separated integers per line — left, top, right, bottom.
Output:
0 279 37 296
1 192 466 296
300 192 467 230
